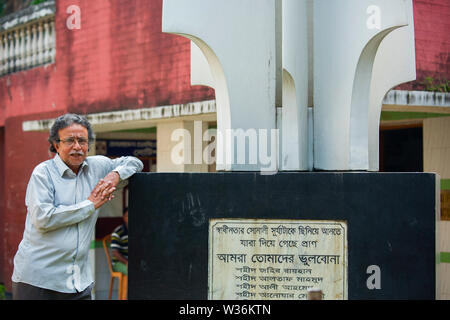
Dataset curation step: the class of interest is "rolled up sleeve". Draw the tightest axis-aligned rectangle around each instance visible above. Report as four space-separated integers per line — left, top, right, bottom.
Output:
110 156 144 180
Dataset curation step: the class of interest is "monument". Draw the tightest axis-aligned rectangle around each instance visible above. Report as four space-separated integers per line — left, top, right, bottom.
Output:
209 219 347 300
128 0 440 300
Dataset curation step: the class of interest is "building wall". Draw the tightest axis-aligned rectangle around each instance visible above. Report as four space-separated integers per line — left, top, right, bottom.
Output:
398 0 450 90
55 0 214 115
0 127 4 284
0 0 215 291
0 64 59 126
424 117 450 179
0 0 215 125
423 117 450 300
2 0 447 123
1 111 62 291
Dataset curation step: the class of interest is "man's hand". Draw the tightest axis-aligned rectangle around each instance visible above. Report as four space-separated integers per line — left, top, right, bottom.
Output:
112 249 128 266
88 179 116 210
102 171 120 188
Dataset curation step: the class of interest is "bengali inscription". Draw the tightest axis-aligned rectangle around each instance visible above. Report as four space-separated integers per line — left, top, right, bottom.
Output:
208 219 347 300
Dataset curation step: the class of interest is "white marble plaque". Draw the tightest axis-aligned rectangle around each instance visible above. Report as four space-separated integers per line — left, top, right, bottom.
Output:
208 219 347 300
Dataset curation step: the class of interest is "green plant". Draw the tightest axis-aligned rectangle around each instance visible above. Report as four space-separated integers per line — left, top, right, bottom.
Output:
0 282 5 300
423 76 449 93
31 0 47 5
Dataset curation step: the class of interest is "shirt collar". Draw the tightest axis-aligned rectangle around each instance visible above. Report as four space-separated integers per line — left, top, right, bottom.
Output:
53 154 89 177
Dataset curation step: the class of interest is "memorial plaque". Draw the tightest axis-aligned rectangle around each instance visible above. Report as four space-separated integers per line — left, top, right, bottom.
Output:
208 219 348 300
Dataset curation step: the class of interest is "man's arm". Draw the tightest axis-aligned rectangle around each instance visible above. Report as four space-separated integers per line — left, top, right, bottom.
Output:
112 249 128 266
29 156 143 233
27 168 115 233
103 156 144 188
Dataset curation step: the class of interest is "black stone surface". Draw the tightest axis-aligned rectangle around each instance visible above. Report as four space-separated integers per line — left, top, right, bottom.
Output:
128 172 438 300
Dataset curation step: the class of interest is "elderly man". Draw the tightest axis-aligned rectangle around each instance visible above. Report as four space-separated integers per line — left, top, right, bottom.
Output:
12 113 143 300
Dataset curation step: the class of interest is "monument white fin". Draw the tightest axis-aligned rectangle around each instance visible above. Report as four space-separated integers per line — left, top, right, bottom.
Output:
368 0 416 171
190 41 215 89
313 0 410 170
163 0 416 172
281 0 310 171
163 0 278 171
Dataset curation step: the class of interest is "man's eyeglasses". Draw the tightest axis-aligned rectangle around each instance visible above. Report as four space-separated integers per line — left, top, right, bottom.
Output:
57 137 90 147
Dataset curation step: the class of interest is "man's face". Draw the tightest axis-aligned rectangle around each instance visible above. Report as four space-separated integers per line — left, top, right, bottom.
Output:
53 124 89 174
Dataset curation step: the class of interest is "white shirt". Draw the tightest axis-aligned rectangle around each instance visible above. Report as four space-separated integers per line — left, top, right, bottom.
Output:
12 154 143 293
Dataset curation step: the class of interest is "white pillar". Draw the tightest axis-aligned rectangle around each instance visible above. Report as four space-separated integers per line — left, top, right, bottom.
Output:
313 0 411 170
368 0 416 171
31 25 38 66
163 0 278 171
163 0 416 172
281 0 310 171
25 26 32 68
0 34 6 75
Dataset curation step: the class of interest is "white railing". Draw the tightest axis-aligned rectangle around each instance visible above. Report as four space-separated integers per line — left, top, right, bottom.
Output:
0 2 55 76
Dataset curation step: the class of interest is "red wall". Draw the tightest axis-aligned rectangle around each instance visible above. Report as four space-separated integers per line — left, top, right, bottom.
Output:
1 0 448 125
0 0 215 126
398 0 450 90
56 0 214 115
0 0 215 291
1 111 62 292
0 127 4 284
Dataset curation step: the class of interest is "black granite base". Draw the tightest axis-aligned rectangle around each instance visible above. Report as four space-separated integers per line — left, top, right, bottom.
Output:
128 172 439 300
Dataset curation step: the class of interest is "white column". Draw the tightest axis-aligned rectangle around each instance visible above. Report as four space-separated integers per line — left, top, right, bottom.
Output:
25 26 32 68
313 0 411 170
31 24 38 66
49 21 56 62
8 33 14 72
37 22 44 65
163 0 278 172
281 0 310 171
43 21 50 63
368 0 416 171
18 28 25 70
14 31 20 71
0 34 6 75
5 33 10 74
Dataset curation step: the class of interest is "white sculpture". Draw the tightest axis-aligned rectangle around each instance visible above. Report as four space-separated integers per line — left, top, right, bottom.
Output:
314 0 411 170
163 0 416 172
163 0 278 171
367 1 416 171
190 41 214 89
281 0 310 171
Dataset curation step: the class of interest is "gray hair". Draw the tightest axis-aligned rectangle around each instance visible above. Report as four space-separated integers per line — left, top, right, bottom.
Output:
48 113 95 153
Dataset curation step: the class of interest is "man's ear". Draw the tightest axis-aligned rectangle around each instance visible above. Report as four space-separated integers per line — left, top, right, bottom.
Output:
53 141 60 153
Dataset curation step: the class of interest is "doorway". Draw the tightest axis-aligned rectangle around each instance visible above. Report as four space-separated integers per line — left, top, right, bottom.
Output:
379 125 423 172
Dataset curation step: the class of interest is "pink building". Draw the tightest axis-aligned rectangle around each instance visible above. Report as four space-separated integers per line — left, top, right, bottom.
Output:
0 0 449 298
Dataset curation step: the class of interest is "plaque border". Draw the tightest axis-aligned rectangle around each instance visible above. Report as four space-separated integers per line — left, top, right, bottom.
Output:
208 218 348 300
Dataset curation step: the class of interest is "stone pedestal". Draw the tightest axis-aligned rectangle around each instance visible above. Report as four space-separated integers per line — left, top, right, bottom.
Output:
129 172 440 299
